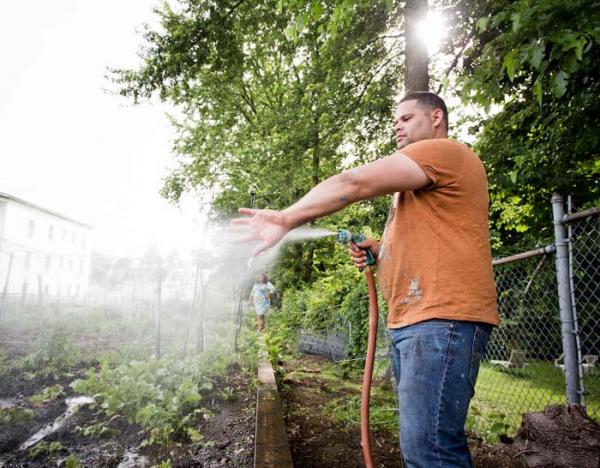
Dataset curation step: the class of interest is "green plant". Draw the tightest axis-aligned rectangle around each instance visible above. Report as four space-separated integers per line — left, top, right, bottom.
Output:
20 329 80 378
65 454 83 468
28 441 65 459
76 420 119 438
467 405 511 443
0 351 10 377
30 384 65 405
70 350 239 446
0 406 34 425
217 386 237 402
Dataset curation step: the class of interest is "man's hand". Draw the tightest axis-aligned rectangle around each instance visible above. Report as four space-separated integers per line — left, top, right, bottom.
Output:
348 238 380 270
231 208 292 256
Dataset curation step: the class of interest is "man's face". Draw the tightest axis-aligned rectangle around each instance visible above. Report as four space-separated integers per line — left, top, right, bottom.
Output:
393 100 439 149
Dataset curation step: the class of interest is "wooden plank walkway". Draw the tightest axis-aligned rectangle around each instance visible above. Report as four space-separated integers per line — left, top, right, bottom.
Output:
254 335 294 468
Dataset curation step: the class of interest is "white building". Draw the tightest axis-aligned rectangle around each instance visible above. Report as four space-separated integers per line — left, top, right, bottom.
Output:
0 192 92 298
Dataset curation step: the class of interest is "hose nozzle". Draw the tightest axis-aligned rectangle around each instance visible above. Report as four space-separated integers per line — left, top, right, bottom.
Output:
337 230 376 266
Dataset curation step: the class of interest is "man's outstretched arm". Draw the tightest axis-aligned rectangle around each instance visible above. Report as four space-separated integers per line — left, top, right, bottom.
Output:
232 152 431 255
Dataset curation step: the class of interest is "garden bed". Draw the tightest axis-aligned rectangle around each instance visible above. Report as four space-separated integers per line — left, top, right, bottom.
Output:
0 327 256 467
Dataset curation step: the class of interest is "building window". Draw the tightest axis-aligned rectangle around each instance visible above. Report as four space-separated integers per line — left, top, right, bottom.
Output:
60 257 64 269
79 260 84 272
72 232 76 244
28 219 35 238
63 229 67 241
46 255 51 270
25 252 32 269
48 225 54 240
68 259 72 270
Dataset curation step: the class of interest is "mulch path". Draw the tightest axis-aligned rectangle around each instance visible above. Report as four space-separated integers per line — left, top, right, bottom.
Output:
279 354 526 468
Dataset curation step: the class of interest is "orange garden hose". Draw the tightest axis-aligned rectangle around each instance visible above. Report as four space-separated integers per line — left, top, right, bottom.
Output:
361 266 379 468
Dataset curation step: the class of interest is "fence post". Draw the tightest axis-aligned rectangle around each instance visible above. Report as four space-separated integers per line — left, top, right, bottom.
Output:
37 275 44 325
551 193 581 405
155 259 163 359
0 253 14 321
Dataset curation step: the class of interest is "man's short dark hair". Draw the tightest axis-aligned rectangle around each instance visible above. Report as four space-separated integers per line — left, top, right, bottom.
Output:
399 92 448 129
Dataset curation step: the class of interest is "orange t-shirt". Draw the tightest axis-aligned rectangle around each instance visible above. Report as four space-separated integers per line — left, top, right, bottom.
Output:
377 138 500 328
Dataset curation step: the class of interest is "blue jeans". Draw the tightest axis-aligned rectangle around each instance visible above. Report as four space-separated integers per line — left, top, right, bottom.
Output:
389 319 492 468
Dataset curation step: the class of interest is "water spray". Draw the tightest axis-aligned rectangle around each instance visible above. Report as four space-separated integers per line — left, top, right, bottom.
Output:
336 230 378 468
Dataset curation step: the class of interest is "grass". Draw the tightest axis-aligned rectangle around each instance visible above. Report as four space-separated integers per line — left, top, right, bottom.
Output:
287 357 600 444
468 361 600 441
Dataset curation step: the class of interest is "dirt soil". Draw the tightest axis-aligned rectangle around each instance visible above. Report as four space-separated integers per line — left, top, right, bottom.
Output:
0 346 255 467
280 355 525 468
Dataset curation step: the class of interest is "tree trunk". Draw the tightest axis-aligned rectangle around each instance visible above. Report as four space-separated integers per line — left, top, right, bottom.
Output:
404 0 429 92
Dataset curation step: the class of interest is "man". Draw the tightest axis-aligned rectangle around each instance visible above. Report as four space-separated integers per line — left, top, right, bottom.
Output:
233 92 500 467
249 272 276 332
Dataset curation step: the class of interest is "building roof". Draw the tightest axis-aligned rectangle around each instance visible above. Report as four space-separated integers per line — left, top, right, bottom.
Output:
0 192 93 229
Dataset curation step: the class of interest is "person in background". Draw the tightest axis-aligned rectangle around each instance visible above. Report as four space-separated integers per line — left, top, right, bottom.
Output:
249 273 276 332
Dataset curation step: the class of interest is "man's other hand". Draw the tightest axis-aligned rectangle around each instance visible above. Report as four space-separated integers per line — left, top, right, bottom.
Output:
231 208 292 256
348 238 380 270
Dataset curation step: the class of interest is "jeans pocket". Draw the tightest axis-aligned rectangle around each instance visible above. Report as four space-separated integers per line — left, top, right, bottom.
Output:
469 325 492 387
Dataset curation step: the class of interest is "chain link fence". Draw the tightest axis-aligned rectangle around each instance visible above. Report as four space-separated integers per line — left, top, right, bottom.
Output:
568 204 600 417
0 250 244 361
471 197 599 436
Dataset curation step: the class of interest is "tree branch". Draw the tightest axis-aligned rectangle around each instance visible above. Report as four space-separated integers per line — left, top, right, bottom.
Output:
436 31 475 94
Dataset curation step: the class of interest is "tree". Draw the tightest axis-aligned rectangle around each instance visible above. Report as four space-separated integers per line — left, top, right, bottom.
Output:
456 0 600 247
113 0 405 285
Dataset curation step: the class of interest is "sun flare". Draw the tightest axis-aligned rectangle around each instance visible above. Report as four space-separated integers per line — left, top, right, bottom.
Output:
416 11 446 55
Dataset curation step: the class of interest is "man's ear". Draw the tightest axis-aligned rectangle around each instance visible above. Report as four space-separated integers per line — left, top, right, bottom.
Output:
431 108 444 128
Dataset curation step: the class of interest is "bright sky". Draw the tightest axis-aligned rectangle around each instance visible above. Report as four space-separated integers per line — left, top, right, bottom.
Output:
0 0 204 258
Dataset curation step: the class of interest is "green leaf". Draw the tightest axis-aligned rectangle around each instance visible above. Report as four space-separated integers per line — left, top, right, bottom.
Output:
551 70 569 97
502 49 519 81
476 17 490 33
510 12 521 33
574 38 586 61
311 2 323 21
559 34 586 61
284 24 297 42
533 79 542 105
296 12 307 34
528 44 544 69
562 52 580 73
